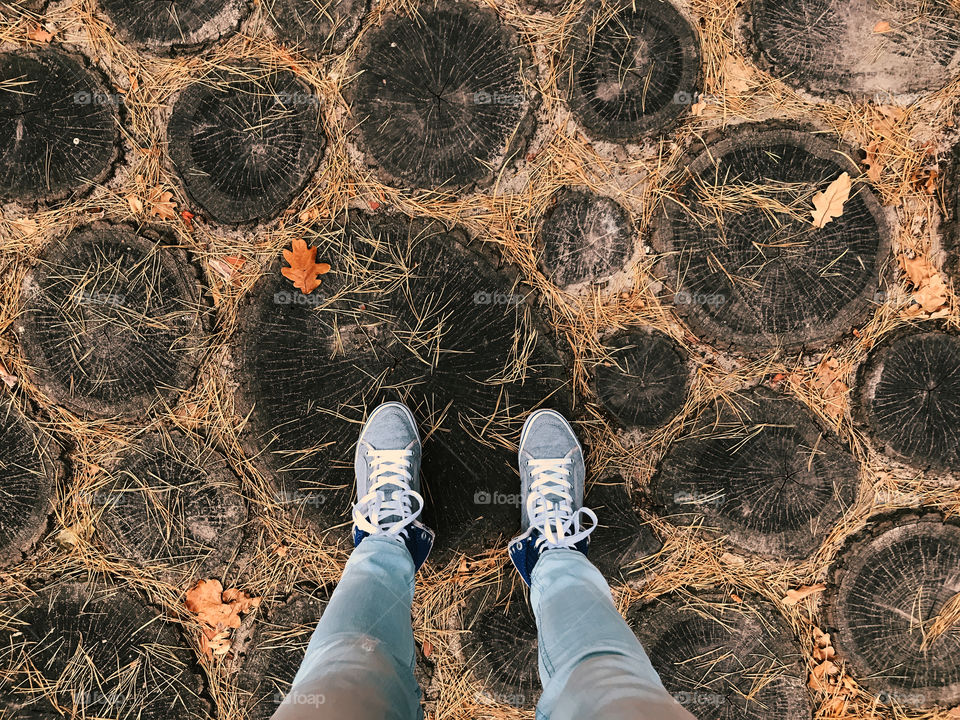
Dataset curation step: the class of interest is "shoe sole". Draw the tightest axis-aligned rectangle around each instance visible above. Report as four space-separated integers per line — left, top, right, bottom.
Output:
518 408 583 461
354 401 422 469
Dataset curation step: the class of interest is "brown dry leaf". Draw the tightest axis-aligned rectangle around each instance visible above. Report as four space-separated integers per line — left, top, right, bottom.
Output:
722 54 753 94
811 173 852 228
690 100 707 116
808 660 840 692
222 587 262 615
814 357 848 421
899 252 949 317
821 696 847 715
946 706 960 718
55 526 81 548
0 358 17 389
281 238 330 294
865 139 885 182
422 640 433 658
207 256 245 284
200 628 232 659
911 167 939 195
185 579 239 629
873 20 892 32
125 193 144 214
148 187 178 220
12 218 39 237
813 643 836 661
299 206 321 223
782 583 826 605
27 25 54 42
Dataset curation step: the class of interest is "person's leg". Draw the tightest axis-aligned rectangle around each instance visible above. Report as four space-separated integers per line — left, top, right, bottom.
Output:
530 550 694 720
271 402 434 720
508 409 694 720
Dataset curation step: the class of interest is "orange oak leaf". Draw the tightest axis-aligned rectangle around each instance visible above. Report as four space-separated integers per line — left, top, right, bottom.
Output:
27 25 54 43
873 20 892 33
281 238 330 294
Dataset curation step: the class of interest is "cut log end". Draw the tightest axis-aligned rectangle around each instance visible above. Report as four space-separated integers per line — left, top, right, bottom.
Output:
348 3 535 189
593 329 689 429
565 0 701 142
584 478 662 583
91 431 246 578
0 582 207 719
16 223 205 419
856 329 960 471
652 123 890 353
98 0 245 51
0 396 57 568
752 0 960 99
650 387 859 559
235 213 571 560
537 187 636 288
0 50 119 204
167 65 325 225
825 511 960 708
629 592 813 719
265 0 370 56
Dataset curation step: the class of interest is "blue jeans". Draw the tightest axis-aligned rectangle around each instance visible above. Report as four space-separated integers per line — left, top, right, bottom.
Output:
272 536 694 720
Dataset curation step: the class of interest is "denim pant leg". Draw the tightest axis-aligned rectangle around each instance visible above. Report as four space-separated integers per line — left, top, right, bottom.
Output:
530 549 696 720
271 535 423 720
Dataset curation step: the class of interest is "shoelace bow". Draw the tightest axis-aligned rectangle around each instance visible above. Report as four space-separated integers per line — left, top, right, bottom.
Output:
526 457 597 549
352 448 424 539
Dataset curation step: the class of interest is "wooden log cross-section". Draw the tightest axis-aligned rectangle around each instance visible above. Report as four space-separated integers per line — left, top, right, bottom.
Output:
855 327 960 472
0 582 209 719
562 0 702 143
825 511 960 709
263 0 370 57
97 0 246 52
651 123 892 353
167 64 326 225
346 1 537 190
629 592 813 719
0 50 120 204
16 223 206 419
234 213 571 560
752 0 960 100
649 387 859 560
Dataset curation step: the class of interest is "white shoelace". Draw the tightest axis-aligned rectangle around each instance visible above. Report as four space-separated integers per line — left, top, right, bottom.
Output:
352 448 424 538
526 457 597 549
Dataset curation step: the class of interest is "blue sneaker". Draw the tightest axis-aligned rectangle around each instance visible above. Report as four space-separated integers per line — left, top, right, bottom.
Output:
351 402 434 570
509 409 598 586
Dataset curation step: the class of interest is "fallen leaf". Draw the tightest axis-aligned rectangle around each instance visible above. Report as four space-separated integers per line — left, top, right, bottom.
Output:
911 167 939 195
873 20 892 33
808 660 840 692
281 238 330 294
821 696 847 715
690 100 707 116
782 583 826 605
811 172 852 228
813 643 836 661
27 25 54 42
722 54 753 94
126 193 144 214
0 358 17 388
865 139 885 182
181 210 195 231
274 543 289 558
899 252 949 317
148 187 178 220
222 587 262 615
299 206 321 223
55 526 80 548
185 579 239 629
422 640 433 658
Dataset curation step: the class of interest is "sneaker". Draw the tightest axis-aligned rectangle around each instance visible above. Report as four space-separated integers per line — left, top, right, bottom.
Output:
352 401 434 570
508 409 598 586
